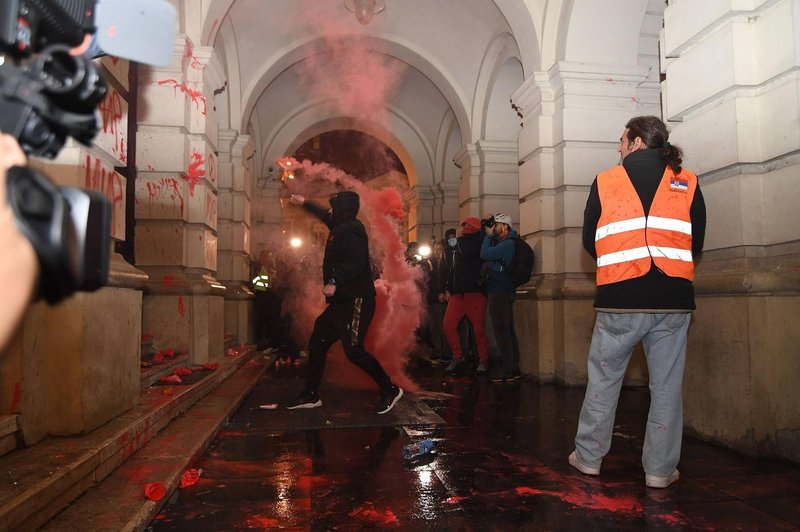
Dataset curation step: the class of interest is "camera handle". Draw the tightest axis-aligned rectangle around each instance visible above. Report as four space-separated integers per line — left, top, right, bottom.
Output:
7 165 81 303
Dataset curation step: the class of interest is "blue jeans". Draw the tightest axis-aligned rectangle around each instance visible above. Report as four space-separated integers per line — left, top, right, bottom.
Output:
574 311 691 477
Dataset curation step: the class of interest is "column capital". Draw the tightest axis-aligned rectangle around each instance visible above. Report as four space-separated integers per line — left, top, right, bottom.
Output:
453 143 479 170
476 140 518 165
232 135 253 157
217 129 238 154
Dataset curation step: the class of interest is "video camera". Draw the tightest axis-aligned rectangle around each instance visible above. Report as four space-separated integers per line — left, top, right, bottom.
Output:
0 0 175 303
481 217 495 229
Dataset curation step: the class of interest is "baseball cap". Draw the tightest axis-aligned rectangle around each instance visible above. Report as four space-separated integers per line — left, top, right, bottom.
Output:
494 213 512 226
461 217 481 234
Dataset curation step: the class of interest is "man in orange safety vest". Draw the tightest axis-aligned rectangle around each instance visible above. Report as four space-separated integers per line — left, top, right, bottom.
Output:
569 116 706 490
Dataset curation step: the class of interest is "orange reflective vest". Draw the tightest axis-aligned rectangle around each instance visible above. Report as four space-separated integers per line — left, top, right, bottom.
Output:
595 165 697 286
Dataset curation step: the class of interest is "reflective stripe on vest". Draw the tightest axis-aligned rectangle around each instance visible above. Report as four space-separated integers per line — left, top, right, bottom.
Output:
252 267 270 292
595 165 697 285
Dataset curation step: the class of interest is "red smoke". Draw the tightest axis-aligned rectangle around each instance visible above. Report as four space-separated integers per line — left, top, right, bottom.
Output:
271 3 420 393
292 1 405 125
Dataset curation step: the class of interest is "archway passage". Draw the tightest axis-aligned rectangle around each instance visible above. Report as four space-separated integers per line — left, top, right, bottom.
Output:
293 130 407 183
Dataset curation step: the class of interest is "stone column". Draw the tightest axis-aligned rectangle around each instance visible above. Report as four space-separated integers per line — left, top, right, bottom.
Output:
405 186 435 242
251 180 284 263
476 140 519 221
437 183 460 236
512 61 660 385
663 0 800 462
453 143 481 219
217 130 253 345
135 36 225 364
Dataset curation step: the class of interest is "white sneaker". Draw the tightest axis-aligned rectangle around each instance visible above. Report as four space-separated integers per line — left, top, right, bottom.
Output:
645 469 680 488
568 451 600 476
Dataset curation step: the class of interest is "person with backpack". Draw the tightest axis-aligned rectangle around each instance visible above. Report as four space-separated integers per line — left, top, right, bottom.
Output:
480 213 522 382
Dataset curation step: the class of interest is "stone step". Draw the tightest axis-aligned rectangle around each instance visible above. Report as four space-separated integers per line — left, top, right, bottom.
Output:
0 346 260 531
41 356 267 531
139 353 192 390
0 415 19 457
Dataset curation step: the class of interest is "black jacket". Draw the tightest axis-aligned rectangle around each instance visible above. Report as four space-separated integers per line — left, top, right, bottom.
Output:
582 149 706 310
304 192 376 303
444 231 485 295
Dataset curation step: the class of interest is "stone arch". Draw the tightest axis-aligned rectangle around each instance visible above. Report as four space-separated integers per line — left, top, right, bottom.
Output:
560 0 649 64
471 32 523 143
258 99 431 191
435 110 462 185
492 0 542 74
239 35 473 146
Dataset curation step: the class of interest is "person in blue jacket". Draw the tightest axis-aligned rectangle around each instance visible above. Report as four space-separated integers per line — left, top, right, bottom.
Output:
479 213 520 382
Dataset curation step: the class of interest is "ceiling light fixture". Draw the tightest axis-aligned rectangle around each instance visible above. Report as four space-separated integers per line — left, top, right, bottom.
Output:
344 0 386 25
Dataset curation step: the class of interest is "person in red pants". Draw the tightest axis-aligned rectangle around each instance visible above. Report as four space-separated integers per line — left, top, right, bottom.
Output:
442 217 490 374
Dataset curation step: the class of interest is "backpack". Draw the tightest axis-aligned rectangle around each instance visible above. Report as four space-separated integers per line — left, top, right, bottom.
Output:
508 237 534 287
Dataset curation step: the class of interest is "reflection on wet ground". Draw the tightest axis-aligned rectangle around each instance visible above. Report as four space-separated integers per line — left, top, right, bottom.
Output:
150 359 800 530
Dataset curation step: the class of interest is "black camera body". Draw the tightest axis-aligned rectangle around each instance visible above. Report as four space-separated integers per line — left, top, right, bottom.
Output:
1 0 110 303
481 217 495 229
1 0 175 303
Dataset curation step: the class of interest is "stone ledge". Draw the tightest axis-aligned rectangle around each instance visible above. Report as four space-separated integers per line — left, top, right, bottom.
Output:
0 346 259 531
40 358 267 531
140 353 192 390
0 416 18 458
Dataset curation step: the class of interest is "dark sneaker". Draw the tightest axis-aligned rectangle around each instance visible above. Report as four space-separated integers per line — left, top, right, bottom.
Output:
444 358 465 373
489 370 507 382
286 391 322 410
476 362 488 374
376 386 404 414
507 373 521 382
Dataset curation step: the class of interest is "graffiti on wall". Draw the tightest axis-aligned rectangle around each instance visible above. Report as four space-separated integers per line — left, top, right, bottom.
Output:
83 154 125 239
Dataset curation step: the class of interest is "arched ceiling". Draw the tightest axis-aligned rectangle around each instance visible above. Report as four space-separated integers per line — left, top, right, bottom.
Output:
197 0 661 187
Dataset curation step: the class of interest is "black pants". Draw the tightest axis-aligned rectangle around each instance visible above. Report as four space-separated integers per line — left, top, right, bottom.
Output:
304 296 392 393
488 291 519 375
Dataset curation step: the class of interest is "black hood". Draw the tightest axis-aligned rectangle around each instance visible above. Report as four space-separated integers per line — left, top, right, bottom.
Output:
328 191 360 227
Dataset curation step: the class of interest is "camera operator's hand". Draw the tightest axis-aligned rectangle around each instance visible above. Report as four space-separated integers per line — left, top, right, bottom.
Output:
0 134 39 350
289 194 305 206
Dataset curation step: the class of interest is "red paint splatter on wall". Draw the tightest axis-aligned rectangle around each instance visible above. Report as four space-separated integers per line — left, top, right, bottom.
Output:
156 79 208 115
98 89 126 161
183 151 205 196
205 189 217 228
145 178 185 217
8 383 21 413
207 151 217 184
177 296 186 317
84 155 124 232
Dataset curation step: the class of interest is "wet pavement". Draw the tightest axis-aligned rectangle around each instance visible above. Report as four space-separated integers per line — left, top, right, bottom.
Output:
149 359 800 530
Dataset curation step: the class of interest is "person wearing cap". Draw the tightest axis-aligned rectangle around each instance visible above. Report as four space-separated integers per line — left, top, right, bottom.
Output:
569 116 706 489
442 217 490 374
480 213 521 382
285 192 404 415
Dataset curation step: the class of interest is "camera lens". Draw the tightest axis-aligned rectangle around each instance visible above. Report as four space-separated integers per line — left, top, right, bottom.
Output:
32 46 107 111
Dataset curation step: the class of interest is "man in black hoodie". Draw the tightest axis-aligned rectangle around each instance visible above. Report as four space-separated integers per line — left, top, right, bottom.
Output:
286 191 403 414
